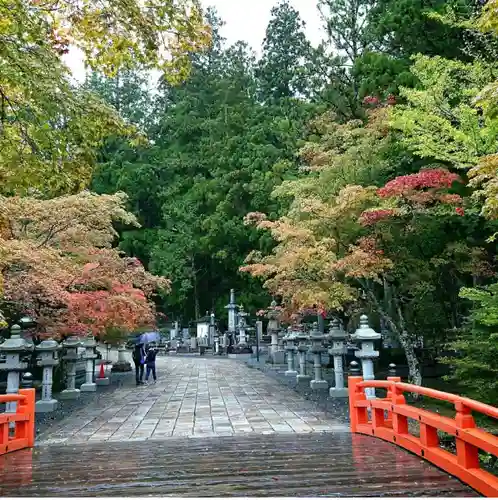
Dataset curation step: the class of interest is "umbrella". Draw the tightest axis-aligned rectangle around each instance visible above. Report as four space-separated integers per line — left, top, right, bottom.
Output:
138 332 161 345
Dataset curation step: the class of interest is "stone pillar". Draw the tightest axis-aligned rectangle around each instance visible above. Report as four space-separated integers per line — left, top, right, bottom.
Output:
295 329 311 382
327 319 348 398
0 325 33 413
80 336 97 392
225 289 238 335
112 343 132 372
238 306 248 346
353 315 381 399
211 313 219 355
388 363 397 377
309 323 328 390
35 339 61 412
284 328 298 377
60 336 81 400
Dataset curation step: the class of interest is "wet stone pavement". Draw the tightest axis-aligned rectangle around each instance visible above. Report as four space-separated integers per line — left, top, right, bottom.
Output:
1 356 477 496
36 356 349 445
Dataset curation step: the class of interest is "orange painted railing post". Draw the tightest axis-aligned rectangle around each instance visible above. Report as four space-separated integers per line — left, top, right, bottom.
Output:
390 383 408 435
348 376 364 433
17 389 36 448
454 401 479 470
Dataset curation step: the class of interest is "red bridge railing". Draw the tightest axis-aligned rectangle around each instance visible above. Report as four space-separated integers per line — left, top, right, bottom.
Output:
0 389 35 456
348 376 498 497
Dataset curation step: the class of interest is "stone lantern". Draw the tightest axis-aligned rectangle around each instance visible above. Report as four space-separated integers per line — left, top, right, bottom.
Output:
295 327 310 383
112 342 132 372
0 325 34 413
211 313 219 355
326 318 348 398
309 322 328 390
225 289 238 337
267 301 285 364
35 339 61 412
60 336 82 399
284 327 298 377
352 314 381 399
237 306 248 346
80 336 97 392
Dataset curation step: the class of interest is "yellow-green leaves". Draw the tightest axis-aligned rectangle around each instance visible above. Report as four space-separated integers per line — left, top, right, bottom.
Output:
34 0 211 82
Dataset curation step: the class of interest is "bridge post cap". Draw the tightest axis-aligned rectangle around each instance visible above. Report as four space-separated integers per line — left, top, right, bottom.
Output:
353 315 381 341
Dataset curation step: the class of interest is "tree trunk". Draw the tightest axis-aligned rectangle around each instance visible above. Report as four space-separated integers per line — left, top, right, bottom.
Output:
191 257 200 320
397 329 422 386
363 283 423 387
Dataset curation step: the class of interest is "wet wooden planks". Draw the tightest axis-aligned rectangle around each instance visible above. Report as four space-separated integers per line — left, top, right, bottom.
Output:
0 432 478 497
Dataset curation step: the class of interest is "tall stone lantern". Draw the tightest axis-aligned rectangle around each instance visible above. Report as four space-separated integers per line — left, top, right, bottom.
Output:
326 318 348 398
267 301 285 364
35 339 61 412
353 315 381 399
309 322 328 390
80 336 97 392
295 327 310 383
225 289 238 337
60 336 82 399
237 306 248 346
0 325 34 413
284 327 298 377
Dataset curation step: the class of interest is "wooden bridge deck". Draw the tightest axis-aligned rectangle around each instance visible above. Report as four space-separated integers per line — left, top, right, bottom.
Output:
0 432 476 496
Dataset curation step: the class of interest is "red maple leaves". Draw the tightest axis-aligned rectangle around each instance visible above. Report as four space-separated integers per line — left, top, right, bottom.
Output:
378 168 461 198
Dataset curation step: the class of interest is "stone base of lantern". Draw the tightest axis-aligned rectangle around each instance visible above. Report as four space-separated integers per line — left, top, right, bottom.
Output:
310 379 329 390
296 374 311 383
96 377 110 386
271 351 285 364
35 399 59 413
111 361 132 372
285 369 298 377
329 387 348 398
59 388 80 400
81 382 97 392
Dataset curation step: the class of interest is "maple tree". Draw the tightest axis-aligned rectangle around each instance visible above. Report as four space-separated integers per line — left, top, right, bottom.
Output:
0 191 170 338
0 0 210 196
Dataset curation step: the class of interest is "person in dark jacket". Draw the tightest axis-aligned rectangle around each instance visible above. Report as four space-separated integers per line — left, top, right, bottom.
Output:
132 343 145 386
145 345 158 383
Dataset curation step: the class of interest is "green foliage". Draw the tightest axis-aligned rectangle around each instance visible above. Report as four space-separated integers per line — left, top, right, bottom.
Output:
442 284 498 405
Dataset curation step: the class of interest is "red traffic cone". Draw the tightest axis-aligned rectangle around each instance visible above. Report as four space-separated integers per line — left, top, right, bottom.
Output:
98 363 105 379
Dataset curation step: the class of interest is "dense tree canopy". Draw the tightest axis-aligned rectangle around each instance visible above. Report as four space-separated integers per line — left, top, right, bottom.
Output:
2 0 498 402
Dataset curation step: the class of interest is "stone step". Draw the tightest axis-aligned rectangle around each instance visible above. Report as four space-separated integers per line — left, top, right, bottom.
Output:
0 432 476 497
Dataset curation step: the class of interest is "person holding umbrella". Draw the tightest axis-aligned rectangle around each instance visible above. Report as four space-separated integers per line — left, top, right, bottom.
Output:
132 338 146 386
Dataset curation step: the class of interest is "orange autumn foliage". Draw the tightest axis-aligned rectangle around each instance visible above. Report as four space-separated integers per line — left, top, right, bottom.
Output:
0 191 170 338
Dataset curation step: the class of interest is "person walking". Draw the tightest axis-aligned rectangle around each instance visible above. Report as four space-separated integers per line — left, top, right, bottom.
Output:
132 342 146 386
145 345 158 384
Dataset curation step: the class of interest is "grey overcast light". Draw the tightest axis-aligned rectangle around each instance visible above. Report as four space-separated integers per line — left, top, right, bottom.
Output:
63 0 326 82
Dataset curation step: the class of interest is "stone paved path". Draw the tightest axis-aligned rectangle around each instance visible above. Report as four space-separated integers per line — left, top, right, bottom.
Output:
37 357 348 445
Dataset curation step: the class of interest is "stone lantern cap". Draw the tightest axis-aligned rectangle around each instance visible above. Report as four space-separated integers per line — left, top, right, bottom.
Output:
36 339 61 351
309 323 326 353
0 326 34 353
352 315 381 341
81 336 97 348
326 318 348 341
62 336 81 360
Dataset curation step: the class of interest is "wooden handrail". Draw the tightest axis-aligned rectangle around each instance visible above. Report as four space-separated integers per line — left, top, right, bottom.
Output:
0 389 35 456
349 376 498 497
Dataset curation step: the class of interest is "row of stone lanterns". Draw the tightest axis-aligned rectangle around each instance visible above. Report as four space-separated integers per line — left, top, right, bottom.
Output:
0 326 106 413
277 314 381 399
